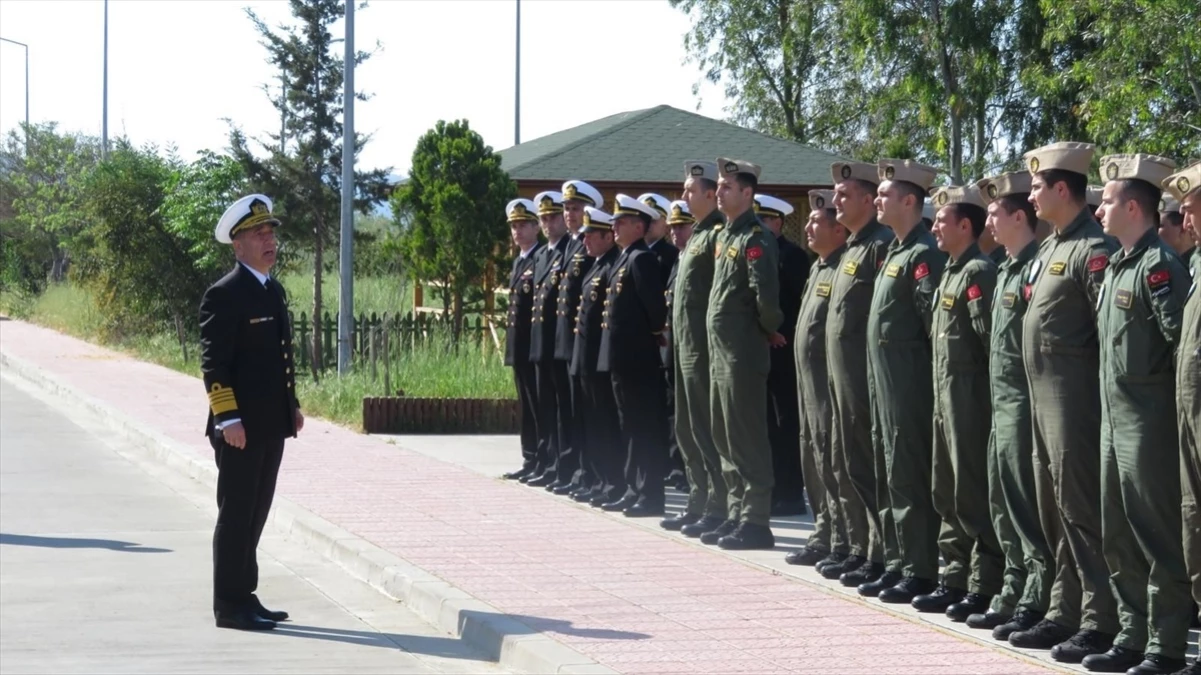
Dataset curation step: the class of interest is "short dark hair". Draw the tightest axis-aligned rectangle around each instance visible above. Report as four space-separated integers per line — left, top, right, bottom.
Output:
949 203 988 238
1115 179 1162 226
1161 211 1184 229
999 193 1038 231
848 178 879 197
893 180 926 210
1037 169 1087 203
731 172 758 193
694 177 718 193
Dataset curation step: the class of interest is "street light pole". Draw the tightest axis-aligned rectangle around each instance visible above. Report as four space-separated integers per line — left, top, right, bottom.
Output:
0 37 30 144
514 0 520 146
102 0 109 156
336 0 355 375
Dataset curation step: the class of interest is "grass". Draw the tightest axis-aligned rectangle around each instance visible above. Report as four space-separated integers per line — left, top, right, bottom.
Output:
1 281 515 431
277 273 414 319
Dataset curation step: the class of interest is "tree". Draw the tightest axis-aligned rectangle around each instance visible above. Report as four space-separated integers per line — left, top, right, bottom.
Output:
160 150 249 283
393 120 516 339
230 0 391 376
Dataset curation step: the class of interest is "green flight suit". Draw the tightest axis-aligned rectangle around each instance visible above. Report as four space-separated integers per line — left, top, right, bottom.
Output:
707 208 783 526
1021 206 1119 633
1180 249 1201 622
795 245 849 553
931 243 1002 595
988 240 1053 616
1097 228 1191 659
826 220 895 564
673 209 728 519
867 222 946 580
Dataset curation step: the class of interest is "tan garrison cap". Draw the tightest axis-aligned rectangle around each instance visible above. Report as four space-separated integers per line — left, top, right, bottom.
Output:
931 184 988 210
717 157 762 180
1162 161 1201 201
1160 195 1181 213
1086 186 1103 208
976 172 1032 202
685 160 718 182
809 189 835 211
1099 153 1176 188
831 161 879 186
1023 141 1095 176
878 159 939 192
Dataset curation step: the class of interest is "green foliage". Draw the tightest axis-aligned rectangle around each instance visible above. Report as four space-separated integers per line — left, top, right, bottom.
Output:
393 119 515 334
159 150 248 280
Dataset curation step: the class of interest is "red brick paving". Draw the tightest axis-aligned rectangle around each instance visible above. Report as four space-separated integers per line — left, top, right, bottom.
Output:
0 320 1053 674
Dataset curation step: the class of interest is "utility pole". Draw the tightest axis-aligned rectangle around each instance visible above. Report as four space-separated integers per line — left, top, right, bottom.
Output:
102 0 109 156
0 37 29 149
514 0 520 145
337 0 355 375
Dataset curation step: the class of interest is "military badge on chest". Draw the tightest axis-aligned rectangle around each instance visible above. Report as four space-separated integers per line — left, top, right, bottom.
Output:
1114 288 1133 309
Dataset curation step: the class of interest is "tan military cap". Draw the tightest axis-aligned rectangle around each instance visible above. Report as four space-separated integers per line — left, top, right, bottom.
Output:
1023 141 1095 176
931 184 988 210
1160 195 1181 213
717 157 762 180
976 172 1032 202
685 160 718 182
1162 161 1201 201
809 189 835 211
1086 186 1103 208
878 159 939 192
831 161 879 186
1099 153 1176 188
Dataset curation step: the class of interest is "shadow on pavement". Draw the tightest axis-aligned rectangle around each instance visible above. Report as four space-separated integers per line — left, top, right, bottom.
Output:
0 532 172 553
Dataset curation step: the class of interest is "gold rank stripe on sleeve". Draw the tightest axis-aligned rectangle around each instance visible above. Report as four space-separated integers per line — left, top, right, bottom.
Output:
208 383 238 415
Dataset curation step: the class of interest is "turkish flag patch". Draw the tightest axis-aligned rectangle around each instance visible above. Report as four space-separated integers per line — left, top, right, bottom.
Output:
1023 284 1033 301
747 246 763 261
967 284 982 301
914 262 930 280
1087 254 1108 273
1147 269 1170 288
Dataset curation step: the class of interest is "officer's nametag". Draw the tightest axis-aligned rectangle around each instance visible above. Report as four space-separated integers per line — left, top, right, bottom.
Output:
843 260 859 276
885 263 902 278
940 293 955 310
249 316 275 324
690 244 702 255
726 246 739 259
815 282 832 298
1002 292 1017 308
1114 288 1133 309
1048 261 1067 276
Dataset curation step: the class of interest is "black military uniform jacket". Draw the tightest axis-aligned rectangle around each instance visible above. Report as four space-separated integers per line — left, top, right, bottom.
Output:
649 237 680 287
555 234 594 362
598 240 667 374
505 242 542 366
530 236 570 363
776 234 811 340
662 259 680 371
571 246 620 376
199 263 299 447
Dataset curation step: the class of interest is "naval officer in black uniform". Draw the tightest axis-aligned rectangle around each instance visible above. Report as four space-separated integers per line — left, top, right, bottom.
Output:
501 198 544 480
200 194 302 631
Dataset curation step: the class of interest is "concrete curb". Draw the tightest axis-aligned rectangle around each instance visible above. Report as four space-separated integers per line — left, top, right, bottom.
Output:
0 349 615 675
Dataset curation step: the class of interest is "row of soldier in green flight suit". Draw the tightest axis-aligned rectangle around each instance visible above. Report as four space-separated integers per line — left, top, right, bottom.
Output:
774 145 1200 675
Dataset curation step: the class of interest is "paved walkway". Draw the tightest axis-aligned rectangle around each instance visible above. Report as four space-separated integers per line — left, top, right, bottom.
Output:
0 375 503 674
0 319 1057 675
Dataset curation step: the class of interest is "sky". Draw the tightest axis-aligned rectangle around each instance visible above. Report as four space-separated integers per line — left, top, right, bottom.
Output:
0 0 728 175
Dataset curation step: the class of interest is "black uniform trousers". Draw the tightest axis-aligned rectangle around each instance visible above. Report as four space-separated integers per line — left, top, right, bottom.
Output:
533 361 560 475
560 371 591 487
612 370 668 505
212 437 284 613
664 365 686 483
581 371 625 499
768 347 804 504
550 361 578 484
513 363 539 471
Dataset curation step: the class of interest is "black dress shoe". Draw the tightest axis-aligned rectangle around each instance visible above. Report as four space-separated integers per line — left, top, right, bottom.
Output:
681 515 725 538
502 467 533 480
1128 655 1189 675
770 499 808 517
1081 646 1145 672
601 495 638 512
822 554 864 580
1051 629 1116 664
785 545 829 567
858 570 902 597
551 482 579 496
250 595 288 622
718 522 775 550
215 609 276 631
699 519 738 545
570 486 596 501
842 560 885 588
879 576 937 604
1008 617 1075 648
814 551 848 573
994 609 1043 641
660 512 701 531
911 582 965 613
623 499 665 518
525 472 556 488
946 592 991 622
966 609 1011 630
